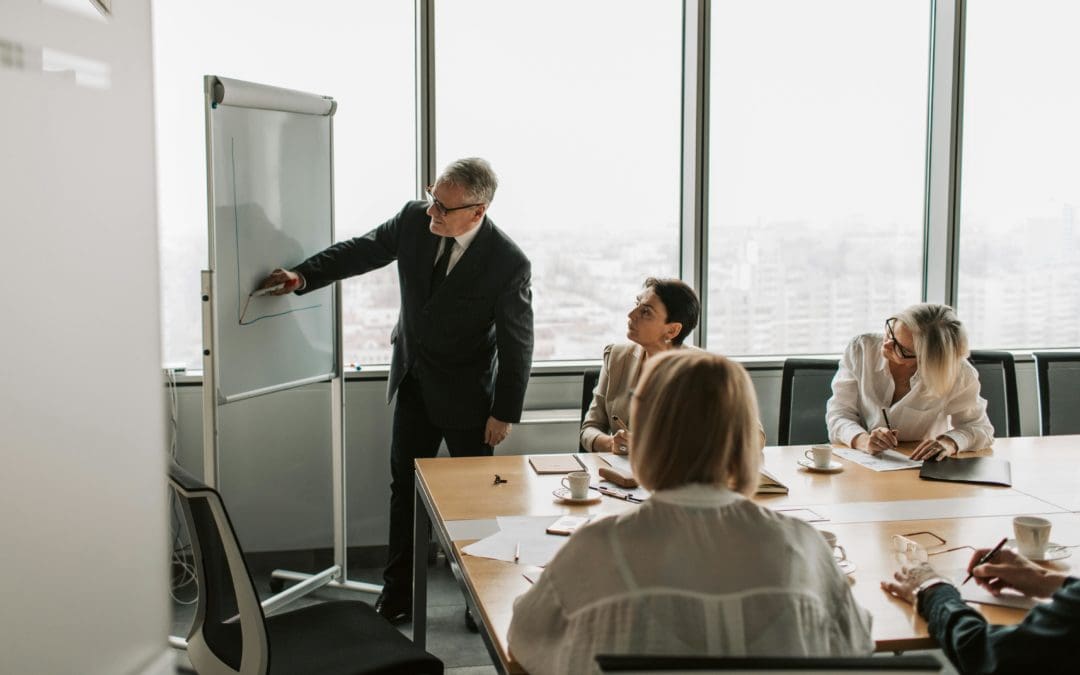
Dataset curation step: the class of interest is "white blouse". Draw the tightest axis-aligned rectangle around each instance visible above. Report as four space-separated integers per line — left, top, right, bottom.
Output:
507 484 873 675
826 334 994 452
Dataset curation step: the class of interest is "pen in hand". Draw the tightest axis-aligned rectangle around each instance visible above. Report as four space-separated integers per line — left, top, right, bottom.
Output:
881 408 892 431
612 415 630 454
962 536 1008 585
513 542 520 564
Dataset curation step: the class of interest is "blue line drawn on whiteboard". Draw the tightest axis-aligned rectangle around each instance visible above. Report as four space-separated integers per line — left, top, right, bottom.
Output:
230 137 321 326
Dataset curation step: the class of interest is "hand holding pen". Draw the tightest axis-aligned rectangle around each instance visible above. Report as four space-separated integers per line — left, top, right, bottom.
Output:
859 408 898 456
962 537 1008 585
611 415 632 455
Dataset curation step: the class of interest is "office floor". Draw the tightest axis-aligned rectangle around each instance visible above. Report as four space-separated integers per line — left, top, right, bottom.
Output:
170 555 497 674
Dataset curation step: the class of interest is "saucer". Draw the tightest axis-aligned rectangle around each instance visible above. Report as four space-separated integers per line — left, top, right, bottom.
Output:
798 458 844 473
552 487 601 505
1005 538 1072 562
837 559 856 575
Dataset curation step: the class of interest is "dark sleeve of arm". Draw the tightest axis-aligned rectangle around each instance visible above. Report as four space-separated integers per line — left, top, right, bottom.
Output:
921 578 1080 675
490 261 534 423
292 207 403 295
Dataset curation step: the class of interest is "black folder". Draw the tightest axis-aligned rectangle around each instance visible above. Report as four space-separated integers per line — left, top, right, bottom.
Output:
919 457 1012 487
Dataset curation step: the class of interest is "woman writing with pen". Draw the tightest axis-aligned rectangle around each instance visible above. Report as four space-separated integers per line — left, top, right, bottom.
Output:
883 545 1080 673
580 277 701 454
826 303 994 461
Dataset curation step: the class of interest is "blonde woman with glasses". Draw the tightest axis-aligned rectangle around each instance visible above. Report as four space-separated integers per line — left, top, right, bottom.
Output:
826 303 994 461
509 351 872 675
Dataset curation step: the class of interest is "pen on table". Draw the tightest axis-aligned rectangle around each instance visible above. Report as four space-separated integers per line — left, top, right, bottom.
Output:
962 536 1008 585
593 485 643 503
513 542 520 564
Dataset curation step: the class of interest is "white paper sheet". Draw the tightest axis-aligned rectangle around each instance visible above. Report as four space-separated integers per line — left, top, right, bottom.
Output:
945 570 1047 610
834 447 922 472
814 494 1066 524
460 516 579 566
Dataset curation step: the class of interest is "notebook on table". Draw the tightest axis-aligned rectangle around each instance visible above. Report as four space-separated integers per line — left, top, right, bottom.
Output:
757 466 789 494
919 457 1012 487
528 454 585 475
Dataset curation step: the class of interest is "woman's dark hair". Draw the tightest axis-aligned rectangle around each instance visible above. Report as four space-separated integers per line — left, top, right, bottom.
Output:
643 277 700 346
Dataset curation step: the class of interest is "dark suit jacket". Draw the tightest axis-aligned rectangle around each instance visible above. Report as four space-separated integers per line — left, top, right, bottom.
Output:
294 201 533 429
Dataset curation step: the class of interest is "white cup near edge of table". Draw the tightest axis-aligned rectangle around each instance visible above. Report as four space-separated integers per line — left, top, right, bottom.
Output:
561 471 590 500
819 529 848 562
1013 516 1052 559
804 444 833 469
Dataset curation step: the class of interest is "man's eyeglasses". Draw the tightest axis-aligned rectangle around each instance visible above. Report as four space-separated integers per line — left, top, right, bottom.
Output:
885 318 916 360
425 186 483 217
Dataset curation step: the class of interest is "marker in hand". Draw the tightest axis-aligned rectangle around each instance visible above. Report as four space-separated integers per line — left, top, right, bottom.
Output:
612 415 630 455
251 283 285 297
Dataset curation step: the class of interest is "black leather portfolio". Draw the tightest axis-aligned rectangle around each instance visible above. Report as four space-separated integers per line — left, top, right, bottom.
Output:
919 457 1012 487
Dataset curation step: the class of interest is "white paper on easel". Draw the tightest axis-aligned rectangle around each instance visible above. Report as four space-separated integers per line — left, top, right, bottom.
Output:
834 448 922 472
460 516 574 566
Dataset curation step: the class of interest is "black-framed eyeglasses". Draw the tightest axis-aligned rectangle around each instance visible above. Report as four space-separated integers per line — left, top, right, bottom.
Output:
425 186 483 217
885 318 916 360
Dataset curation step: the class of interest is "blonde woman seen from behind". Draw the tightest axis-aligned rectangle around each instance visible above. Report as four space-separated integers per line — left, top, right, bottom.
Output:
826 303 994 461
509 351 873 675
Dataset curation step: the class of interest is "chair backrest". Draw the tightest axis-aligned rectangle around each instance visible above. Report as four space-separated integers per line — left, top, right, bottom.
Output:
778 359 839 446
579 367 601 452
169 461 269 675
968 350 1021 438
1034 352 1080 436
595 654 942 674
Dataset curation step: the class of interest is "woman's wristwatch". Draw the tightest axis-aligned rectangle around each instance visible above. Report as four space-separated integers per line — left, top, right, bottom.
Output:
915 576 954 614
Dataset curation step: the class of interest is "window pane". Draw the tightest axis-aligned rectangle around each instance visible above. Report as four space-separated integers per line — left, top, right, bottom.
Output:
435 1 681 360
707 1 930 355
958 1 1080 349
152 1 414 369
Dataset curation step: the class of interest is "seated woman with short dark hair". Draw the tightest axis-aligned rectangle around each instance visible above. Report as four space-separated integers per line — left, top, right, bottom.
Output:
510 351 873 675
580 277 700 454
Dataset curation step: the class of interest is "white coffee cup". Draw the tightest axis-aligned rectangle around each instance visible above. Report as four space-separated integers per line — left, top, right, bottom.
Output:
804 444 833 469
561 471 590 500
1013 516 1052 559
819 529 848 562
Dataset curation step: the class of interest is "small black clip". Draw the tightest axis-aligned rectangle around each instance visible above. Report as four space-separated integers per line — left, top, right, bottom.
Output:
493 474 508 485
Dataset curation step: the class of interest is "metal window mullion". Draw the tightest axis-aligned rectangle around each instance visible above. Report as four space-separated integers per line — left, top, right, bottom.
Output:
681 0 710 347
923 0 966 307
416 0 436 195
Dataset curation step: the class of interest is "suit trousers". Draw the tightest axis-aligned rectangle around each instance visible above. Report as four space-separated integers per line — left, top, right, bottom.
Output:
383 373 491 598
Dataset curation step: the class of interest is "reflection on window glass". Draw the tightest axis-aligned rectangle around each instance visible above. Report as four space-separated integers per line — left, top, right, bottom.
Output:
434 1 681 360
152 1 414 368
707 1 930 355
958 0 1080 349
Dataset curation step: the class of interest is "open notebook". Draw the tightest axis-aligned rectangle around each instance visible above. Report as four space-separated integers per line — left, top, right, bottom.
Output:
757 466 789 494
604 454 788 495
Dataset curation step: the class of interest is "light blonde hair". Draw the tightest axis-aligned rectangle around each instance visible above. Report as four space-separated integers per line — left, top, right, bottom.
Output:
894 303 969 398
631 350 762 495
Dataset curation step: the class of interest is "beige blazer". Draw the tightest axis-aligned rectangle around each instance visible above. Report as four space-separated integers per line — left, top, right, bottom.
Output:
580 343 644 452
579 343 766 452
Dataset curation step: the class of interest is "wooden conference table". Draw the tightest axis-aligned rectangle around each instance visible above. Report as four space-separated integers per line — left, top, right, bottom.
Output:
411 436 1080 673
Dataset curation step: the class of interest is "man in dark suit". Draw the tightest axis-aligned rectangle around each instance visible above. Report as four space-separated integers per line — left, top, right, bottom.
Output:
259 158 533 623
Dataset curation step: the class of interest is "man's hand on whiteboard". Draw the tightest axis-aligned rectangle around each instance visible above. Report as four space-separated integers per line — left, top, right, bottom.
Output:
257 268 303 295
485 417 512 447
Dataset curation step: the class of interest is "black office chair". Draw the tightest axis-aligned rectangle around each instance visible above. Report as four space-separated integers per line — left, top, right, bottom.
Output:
596 654 942 673
968 350 1021 438
1033 352 1080 436
578 367 601 452
777 358 839 446
168 462 443 675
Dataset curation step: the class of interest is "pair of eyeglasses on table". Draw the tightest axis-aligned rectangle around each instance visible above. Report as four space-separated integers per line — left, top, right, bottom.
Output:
892 531 972 563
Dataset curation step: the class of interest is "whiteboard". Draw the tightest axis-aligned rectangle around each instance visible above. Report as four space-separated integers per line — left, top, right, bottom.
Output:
205 76 337 403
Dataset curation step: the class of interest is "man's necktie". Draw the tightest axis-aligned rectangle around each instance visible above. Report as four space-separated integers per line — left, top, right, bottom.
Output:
430 237 454 297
